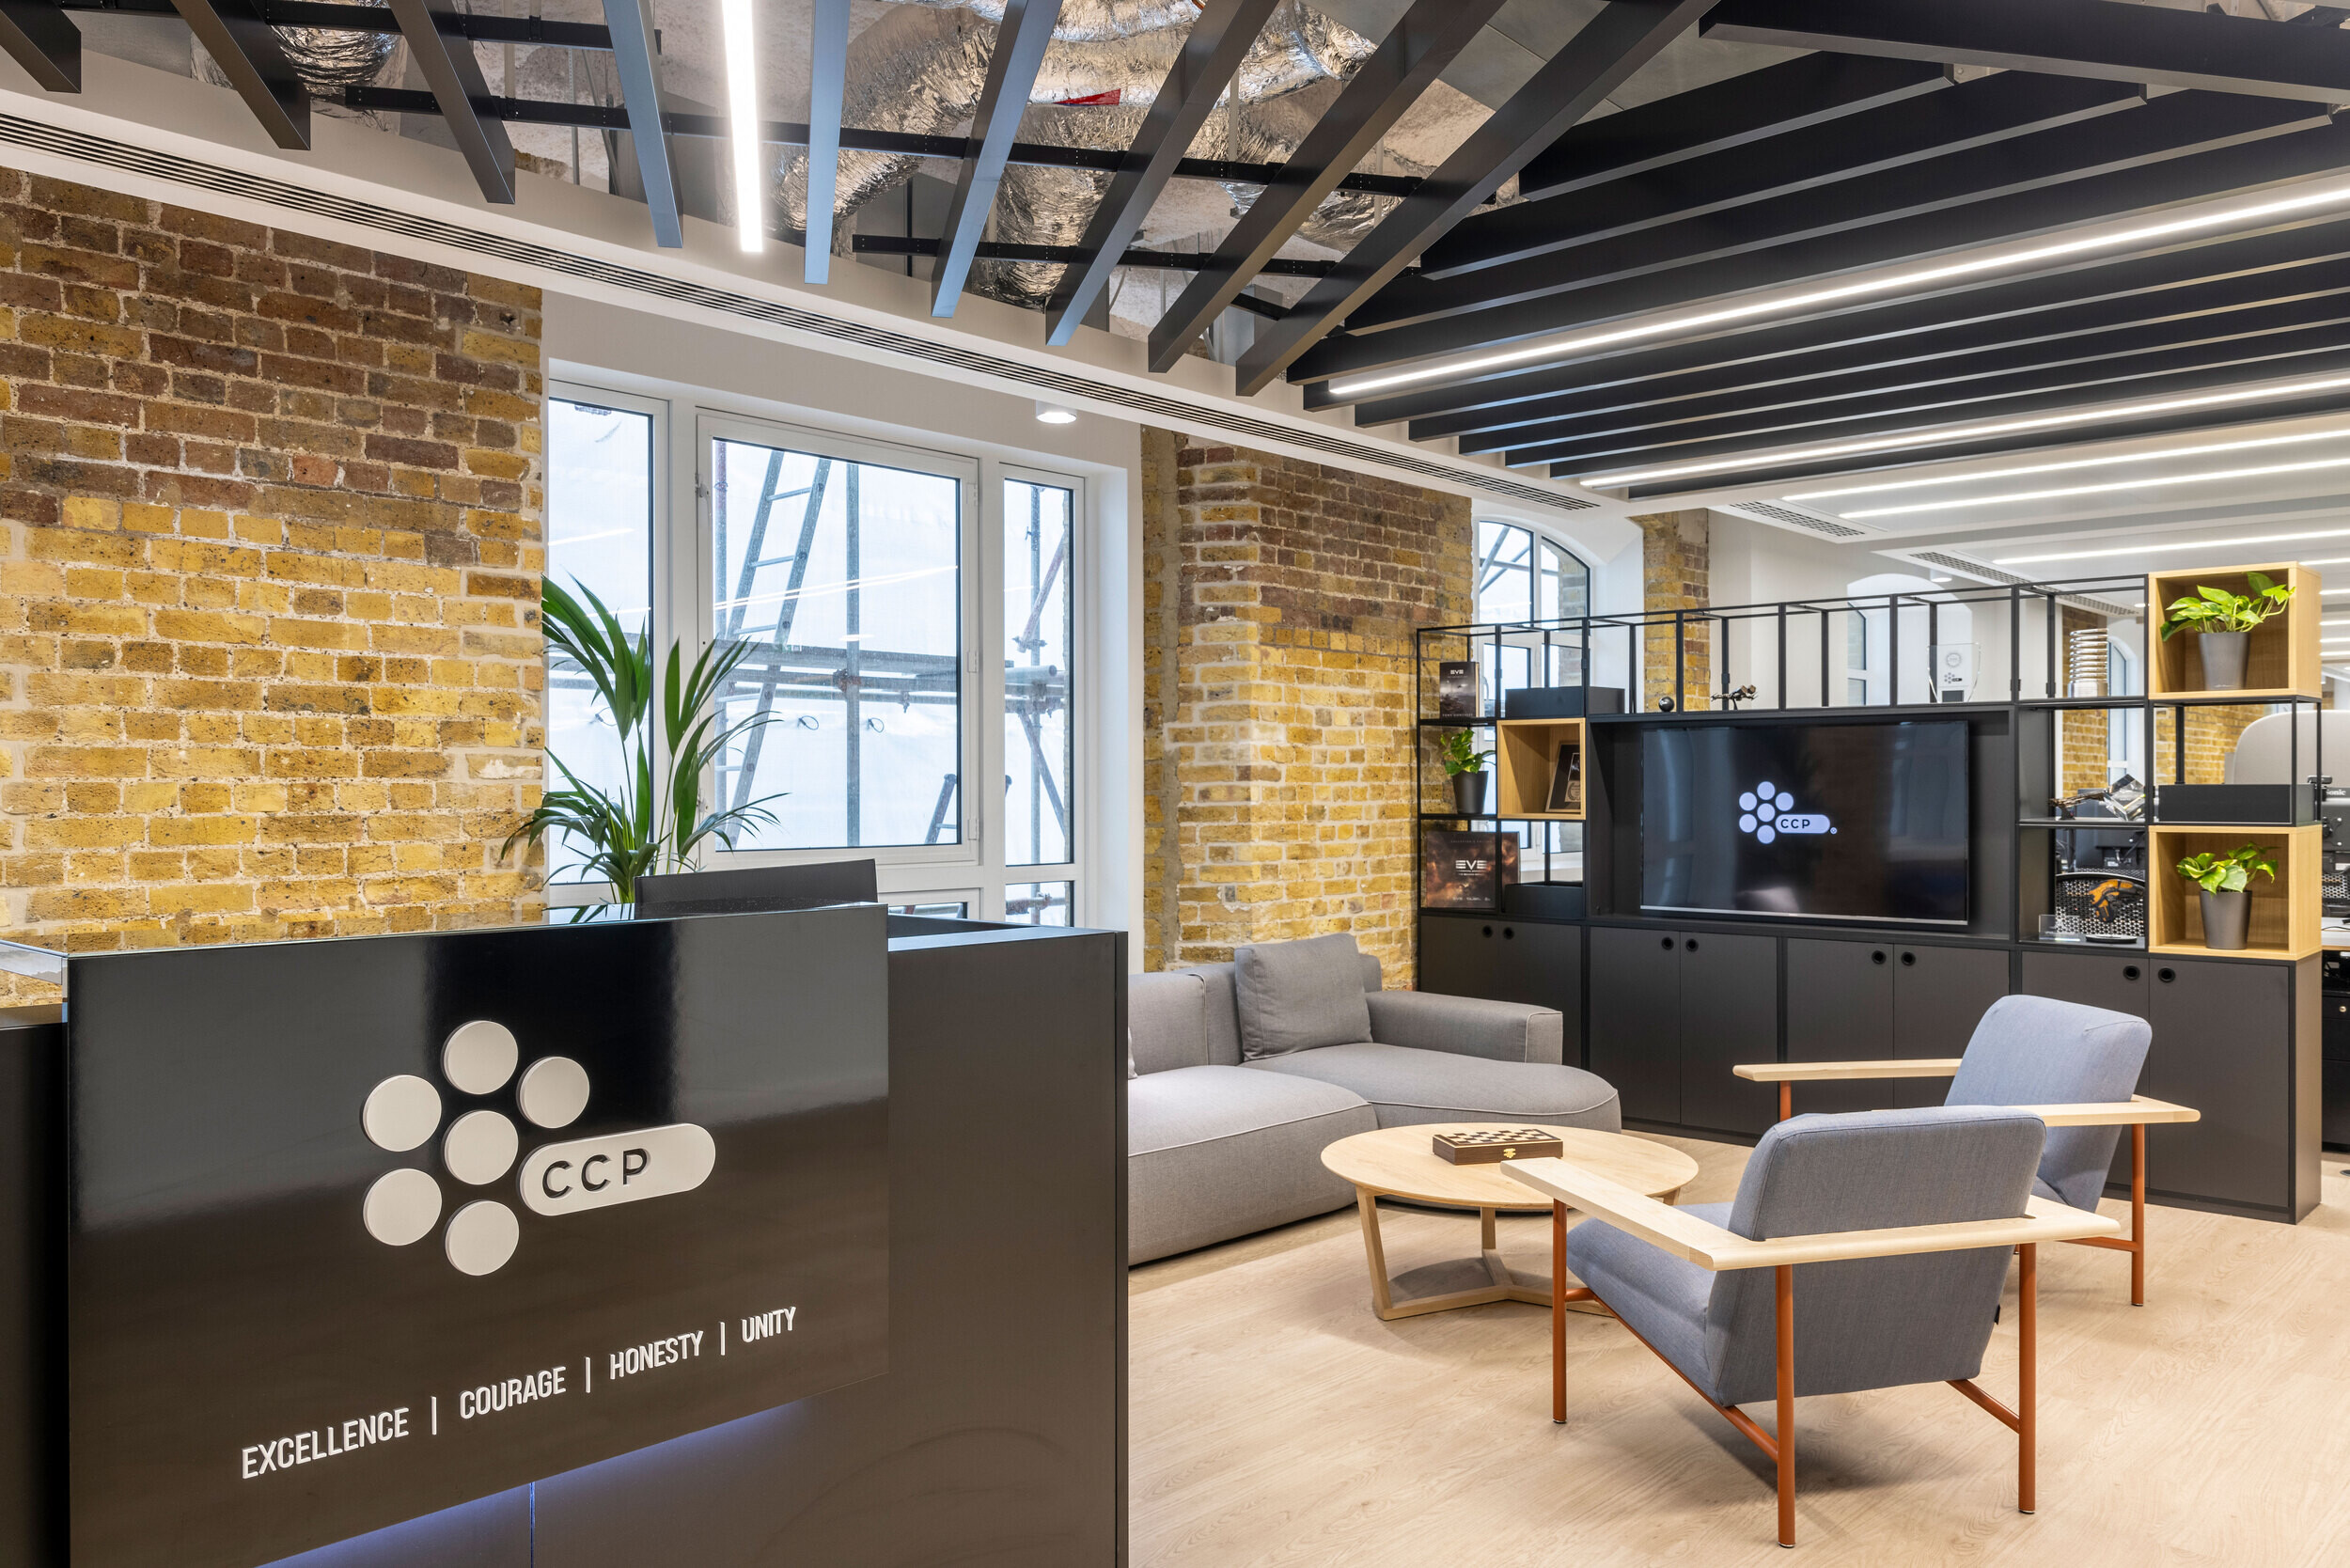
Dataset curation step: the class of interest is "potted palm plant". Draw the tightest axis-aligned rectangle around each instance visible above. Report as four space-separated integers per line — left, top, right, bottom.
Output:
2157 572 2294 691
2173 843 2278 951
1439 729 1494 817
506 579 788 916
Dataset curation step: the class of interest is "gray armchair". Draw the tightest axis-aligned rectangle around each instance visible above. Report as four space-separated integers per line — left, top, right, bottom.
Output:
1734 995 2196 1304
1510 1107 2121 1547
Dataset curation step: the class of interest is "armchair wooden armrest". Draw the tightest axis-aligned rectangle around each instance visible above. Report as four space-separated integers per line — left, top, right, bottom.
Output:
1732 1058 1963 1083
2007 1094 2198 1127
1500 1157 2121 1272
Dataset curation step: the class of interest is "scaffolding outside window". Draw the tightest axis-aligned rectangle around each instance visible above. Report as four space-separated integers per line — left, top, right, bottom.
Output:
1005 881 1073 926
543 397 653 884
1005 478 1074 869
708 436 964 852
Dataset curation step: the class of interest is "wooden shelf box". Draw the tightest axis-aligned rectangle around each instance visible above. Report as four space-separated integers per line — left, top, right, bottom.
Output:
2146 561 2320 700
1495 717 1585 820
2145 823 2320 961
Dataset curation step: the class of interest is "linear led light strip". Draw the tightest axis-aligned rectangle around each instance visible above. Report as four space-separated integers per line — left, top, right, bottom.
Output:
1578 372 2350 490
1997 522 2350 565
722 0 763 253
1325 177 2350 402
1785 427 2350 504
1842 452 2350 519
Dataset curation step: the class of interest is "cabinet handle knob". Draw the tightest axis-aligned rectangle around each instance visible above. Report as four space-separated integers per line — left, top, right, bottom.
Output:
2123 965 2141 981
1685 938 1700 952
1899 950 1917 967
1502 927 1515 940
2156 967 2177 984
1871 950 1888 965
1661 936 1675 951
1481 926 1494 937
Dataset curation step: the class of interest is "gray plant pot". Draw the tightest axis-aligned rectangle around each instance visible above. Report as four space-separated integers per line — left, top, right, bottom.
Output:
2199 629 2251 691
2198 886 2251 950
1450 771 1489 817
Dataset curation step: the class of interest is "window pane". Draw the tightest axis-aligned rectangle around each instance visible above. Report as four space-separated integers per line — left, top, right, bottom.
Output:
709 438 963 850
543 399 652 884
1005 478 1073 866
1005 880 1072 926
1475 521 1533 624
888 900 970 917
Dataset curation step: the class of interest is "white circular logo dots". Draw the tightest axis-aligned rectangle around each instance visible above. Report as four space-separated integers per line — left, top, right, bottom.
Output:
443 1019 519 1096
517 1056 591 1130
1775 791 1794 812
444 1108 520 1186
362 1074 443 1153
445 1200 520 1277
363 1168 444 1247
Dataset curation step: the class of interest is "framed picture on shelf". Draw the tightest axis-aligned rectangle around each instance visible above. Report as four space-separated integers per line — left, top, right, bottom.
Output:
1436 661 1478 717
1420 828 1520 909
1544 742 1582 813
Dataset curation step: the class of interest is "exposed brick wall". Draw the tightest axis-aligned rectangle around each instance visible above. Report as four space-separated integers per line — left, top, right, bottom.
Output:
1635 510 1709 710
1141 432 1471 980
0 168 545 972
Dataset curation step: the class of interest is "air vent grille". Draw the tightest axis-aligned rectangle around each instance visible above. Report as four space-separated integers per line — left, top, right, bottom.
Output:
1907 552 2139 619
0 114 1591 514
1721 501 1868 540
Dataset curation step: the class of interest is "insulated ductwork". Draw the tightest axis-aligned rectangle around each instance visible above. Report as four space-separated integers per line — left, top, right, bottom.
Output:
784 0 1458 314
193 0 398 99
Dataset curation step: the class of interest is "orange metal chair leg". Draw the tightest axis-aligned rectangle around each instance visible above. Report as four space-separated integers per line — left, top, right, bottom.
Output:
1776 1263 1795 1547
1779 1081 1792 1122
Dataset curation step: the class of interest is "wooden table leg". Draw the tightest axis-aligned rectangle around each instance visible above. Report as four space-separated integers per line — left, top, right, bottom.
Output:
2130 1123 2147 1308
1777 1263 1795 1548
1553 1200 1567 1424
2020 1242 2037 1515
1355 1190 1395 1317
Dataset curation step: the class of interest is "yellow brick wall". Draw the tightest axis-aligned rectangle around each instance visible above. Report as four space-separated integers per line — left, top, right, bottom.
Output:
1141 433 1472 981
0 168 544 970
1635 510 1709 710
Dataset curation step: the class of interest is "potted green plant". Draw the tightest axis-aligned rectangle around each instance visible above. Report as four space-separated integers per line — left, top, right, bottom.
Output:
2157 572 2294 691
1439 729 1495 817
2173 843 2278 951
506 579 788 916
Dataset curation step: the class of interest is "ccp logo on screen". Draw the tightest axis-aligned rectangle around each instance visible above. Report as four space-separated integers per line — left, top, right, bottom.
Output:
358 1021 715 1277
1737 780 1835 846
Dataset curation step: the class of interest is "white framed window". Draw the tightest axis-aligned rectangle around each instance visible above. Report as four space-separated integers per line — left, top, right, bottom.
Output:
541 383 1092 926
1474 518 1592 704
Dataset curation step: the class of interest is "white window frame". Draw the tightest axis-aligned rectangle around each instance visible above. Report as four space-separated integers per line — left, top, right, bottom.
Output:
540 378 1096 925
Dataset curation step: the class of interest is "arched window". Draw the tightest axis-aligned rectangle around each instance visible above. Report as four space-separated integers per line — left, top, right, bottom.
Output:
1473 519 1590 699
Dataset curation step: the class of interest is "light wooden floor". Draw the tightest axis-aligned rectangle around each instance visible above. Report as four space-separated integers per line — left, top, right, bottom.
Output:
1130 1135 2350 1566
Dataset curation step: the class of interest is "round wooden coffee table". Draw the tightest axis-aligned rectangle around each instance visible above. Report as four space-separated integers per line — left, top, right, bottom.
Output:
1321 1123 1699 1322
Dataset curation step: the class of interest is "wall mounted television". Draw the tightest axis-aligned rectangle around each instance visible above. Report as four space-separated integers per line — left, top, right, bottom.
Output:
1641 719 1971 925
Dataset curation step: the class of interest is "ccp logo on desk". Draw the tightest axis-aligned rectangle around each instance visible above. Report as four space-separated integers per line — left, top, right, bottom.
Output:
357 1021 715 1277
1737 780 1835 846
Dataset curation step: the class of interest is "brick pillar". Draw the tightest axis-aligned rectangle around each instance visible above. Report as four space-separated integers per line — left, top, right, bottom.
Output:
1141 433 1472 981
1635 510 1709 710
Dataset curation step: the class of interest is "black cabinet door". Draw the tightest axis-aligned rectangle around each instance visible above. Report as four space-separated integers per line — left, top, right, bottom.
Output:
1784 938 1895 1115
2018 949 2151 1018
1678 932 1780 1137
1894 945 2013 1109
2146 958 2294 1212
1588 926 1682 1125
1418 916 1584 1064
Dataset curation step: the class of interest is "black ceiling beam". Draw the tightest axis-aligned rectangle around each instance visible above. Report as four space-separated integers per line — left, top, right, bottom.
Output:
384 0 514 204
1612 386 2350 498
1232 0 1715 397
169 0 307 147
0 0 80 90
1468 296 2350 459
1045 0 1283 345
1146 0 1505 372
1414 248 2350 443
802 0 849 285
601 0 679 247
59 0 615 48
1334 215 2350 423
1423 71 2144 282
337 84 1420 194
1517 339 2350 477
932 0 1064 317
850 232 1330 278
1290 111 2350 388
1704 0 2350 105
1515 53 1951 203
1350 88 2322 337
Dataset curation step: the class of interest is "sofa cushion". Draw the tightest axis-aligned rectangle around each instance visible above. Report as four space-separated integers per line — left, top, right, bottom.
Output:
1191 963 1245 1067
1246 1043 1622 1131
1233 934 1373 1059
1130 970 1212 1074
1127 1065 1376 1264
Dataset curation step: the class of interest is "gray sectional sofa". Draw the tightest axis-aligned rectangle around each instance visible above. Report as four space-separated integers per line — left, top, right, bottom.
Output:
1127 933 1621 1264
